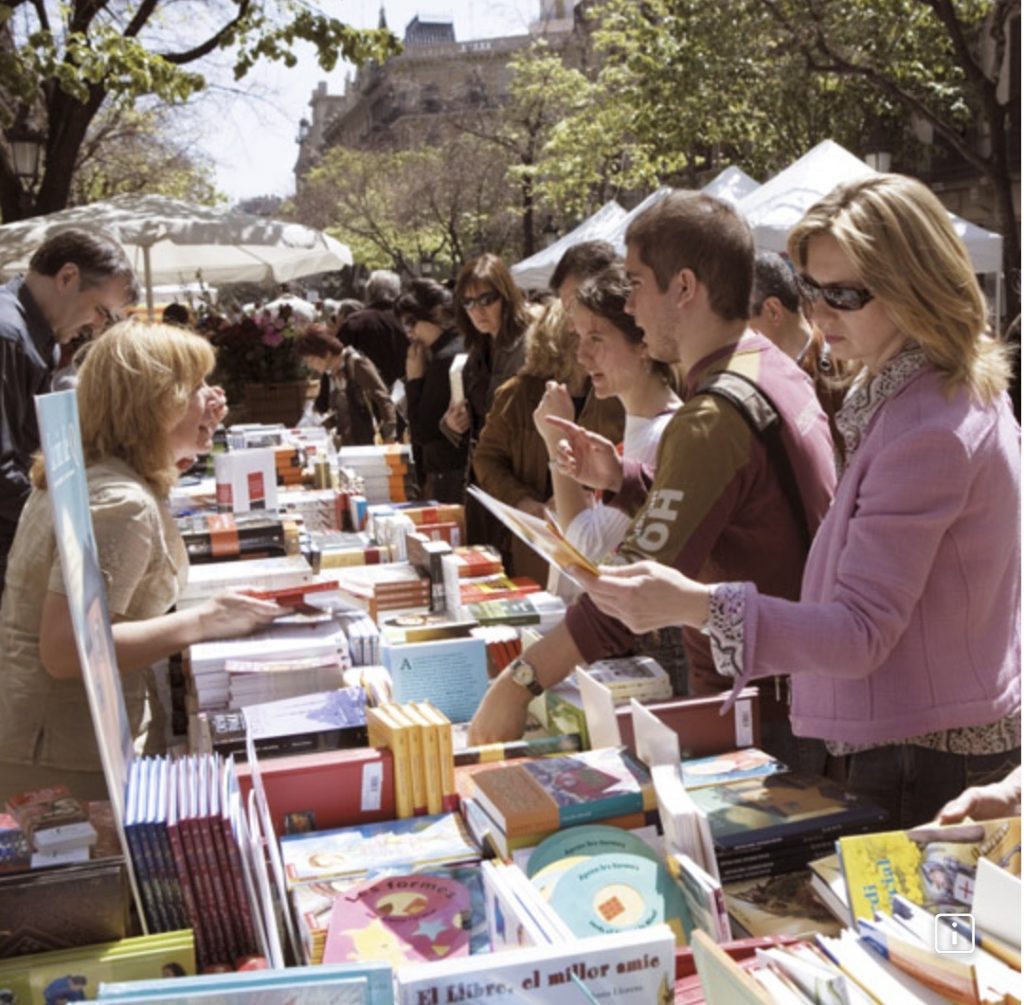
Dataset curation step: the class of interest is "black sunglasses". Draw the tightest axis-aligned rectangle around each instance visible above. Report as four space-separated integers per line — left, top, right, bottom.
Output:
462 291 500 311
796 273 874 312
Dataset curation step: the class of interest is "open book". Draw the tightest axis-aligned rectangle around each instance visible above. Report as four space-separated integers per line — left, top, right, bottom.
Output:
467 485 599 587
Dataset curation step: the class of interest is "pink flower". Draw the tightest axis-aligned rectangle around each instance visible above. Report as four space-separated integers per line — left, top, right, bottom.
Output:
261 327 284 347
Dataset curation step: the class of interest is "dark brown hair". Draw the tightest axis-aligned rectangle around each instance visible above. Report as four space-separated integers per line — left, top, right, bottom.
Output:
454 254 530 353
625 190 753 321
549 240 618 294
29 228 140 301
576 264 679 391
395 278 455 331
295 322 343 358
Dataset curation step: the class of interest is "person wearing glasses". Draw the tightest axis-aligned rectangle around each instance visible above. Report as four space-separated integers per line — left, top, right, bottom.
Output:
468 191 837 772
395 279 467 503
567 176 1020 827
444 255 532 536
0 229 138 600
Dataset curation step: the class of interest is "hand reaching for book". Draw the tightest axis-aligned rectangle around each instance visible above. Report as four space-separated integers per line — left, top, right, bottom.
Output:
936 765 1021 824
543 416 622 492
197 590 287 641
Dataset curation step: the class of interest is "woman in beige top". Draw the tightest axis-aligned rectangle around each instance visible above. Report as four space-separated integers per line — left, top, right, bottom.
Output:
0 321 283 803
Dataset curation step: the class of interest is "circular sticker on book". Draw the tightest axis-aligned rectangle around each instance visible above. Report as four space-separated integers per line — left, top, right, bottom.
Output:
530 854 590 900
547 853 689 944
526 824 661 879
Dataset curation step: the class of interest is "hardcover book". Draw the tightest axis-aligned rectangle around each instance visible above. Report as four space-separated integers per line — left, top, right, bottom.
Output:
681 748 787 790
470 747 655 838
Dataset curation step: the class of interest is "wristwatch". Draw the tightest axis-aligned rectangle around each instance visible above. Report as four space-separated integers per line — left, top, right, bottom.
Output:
507 655 544 697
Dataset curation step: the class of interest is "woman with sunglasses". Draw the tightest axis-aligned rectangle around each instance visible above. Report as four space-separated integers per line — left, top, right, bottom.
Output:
443 255 532 537
576 175 1020 827
395 279 467 503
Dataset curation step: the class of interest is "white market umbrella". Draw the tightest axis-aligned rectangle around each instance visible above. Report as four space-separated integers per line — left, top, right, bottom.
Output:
0 193 353 316
701 164 760 207
511 200 628 290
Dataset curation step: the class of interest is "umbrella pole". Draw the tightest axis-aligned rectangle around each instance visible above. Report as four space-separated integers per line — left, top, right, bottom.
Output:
143 244 154 321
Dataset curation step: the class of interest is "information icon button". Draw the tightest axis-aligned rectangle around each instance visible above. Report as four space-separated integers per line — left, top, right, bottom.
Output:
935 913 975 954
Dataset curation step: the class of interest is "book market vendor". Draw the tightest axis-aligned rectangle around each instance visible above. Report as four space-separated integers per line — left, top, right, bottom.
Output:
0 321 284 803
541 176 1021 829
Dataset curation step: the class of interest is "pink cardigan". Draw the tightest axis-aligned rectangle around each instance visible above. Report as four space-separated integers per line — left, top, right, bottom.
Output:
732 367 1021 744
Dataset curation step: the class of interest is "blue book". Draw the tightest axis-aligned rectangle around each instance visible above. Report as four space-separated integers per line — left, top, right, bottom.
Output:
382 636 488 725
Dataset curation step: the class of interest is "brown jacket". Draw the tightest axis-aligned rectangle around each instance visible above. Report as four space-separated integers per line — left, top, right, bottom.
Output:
473 374 624 583
328 347 397 446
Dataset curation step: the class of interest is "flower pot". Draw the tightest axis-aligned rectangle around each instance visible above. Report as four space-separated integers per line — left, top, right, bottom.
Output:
243 379 320 427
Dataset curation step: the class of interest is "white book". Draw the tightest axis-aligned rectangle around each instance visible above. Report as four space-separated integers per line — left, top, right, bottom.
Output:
396 925 676 1004
449 352 469 405
182 555 313 606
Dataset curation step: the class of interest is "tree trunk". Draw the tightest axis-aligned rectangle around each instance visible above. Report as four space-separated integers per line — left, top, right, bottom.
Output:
521 173 535 259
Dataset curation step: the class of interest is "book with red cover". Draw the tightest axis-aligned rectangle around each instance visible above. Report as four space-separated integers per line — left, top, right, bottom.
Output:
235 746 395 835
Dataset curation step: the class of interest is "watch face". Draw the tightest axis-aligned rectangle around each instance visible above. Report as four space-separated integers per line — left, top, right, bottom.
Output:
512 660 540 694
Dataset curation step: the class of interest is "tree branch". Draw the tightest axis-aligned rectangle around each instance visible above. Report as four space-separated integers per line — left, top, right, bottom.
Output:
31 0 50 33
123 0 162 38
159 0 254 65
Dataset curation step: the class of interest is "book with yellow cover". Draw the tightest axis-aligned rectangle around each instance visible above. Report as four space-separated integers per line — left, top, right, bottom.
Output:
403 702 443 815
838 816 1021 924
366 705 414 819
418 701 458 813
387 704 427 816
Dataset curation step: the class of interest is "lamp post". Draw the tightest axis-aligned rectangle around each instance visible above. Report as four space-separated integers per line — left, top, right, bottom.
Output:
4 121 45 218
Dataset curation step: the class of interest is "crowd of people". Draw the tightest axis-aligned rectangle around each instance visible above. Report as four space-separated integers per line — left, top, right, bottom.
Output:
0 171 1018 829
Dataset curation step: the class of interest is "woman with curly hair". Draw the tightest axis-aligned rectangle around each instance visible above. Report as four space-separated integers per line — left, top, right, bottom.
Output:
0 321 283 802
472 298 623 582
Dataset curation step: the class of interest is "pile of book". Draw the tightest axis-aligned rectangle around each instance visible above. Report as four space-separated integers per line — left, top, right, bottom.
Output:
366 701 457 818
179 554 314 607
273 444 304 487
177 511 290 563
278 486 348 533
332 562 431 620
5 785 98 866
305 529 393 571
338 444 417 504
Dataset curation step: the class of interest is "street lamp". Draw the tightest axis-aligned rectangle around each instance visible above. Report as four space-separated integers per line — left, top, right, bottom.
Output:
5 122 45 187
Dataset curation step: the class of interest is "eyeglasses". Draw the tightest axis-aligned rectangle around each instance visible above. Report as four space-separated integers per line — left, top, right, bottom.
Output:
462 291 500 311
795 273 874 312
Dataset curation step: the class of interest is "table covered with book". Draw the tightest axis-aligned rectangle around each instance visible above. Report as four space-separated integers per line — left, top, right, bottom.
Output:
3 423 1020 1005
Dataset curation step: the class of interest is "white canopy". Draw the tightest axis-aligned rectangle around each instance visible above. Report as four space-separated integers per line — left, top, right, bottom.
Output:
701 164 761 207
736 139 1003 274
606 187 674 255
0 193 353 315
511 200 627 290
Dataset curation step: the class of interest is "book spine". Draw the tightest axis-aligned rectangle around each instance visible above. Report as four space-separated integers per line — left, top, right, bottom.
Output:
152 819 189 931
124 822 165 933
367 712 413 819
402 714 428 816
181 816 231 967
418 716 443 816
167 821 208 965
218 814 259 956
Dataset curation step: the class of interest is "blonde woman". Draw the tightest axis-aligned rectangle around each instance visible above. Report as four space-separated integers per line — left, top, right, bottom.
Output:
577 175 1020 826
0 321 283 802
472 299 623 582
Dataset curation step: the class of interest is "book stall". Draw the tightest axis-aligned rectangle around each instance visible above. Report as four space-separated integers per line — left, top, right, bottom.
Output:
2 398 1020 1005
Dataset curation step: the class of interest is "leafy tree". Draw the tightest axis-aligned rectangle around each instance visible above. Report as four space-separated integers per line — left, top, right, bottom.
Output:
0 1 399 221
69 106 222 205
289 134 517 276
456 39 592 256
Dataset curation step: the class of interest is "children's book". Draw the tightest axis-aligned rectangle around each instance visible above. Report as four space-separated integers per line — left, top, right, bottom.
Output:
838 816 1021 923
470 747 655 838
680 748 787 790
281 813 480 889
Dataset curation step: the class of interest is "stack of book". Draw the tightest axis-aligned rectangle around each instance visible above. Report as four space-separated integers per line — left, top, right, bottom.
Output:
406 530 452 611
459 746 658 859
225 422 288 449
306 530 392 571
455 573 542 607
214 447 278 513
277 487 348 533
203 685 368 759
338 444 417 503
177 511 288 563
179 554 314 607
578 656 673 704
188 620 351 713
365 702 457 818
122 755 259 971
689 772 888 885
6 786 98 866
282 814 483 965
273 444 304 487
332 562 431 620
463 591 566 629
450 544 504 578
470 624 522 675
398 501 466 545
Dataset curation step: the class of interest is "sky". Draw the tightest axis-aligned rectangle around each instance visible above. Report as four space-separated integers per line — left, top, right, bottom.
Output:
201 1 540 203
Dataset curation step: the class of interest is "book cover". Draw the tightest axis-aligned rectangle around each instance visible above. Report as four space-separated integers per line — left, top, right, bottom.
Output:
471 747 654 838
689 772 887 852
681 748 787 790
839 816 1022 924
281 813 480 888
322 872 474 967
395 925 676 1005
724 871 843 939
382 636 488 726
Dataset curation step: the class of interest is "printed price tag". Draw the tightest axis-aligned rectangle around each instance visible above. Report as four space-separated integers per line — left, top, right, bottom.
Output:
361 760 383 812
734 698 753 746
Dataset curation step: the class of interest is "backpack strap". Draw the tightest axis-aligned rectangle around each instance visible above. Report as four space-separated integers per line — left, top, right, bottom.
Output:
695 370 811 550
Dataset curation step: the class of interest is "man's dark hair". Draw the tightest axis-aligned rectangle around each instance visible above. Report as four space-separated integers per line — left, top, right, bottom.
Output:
625 191 752 321
395 278 454 330
29 228 139 302
549 240 618 293
162 302 190 327
751 250 800 315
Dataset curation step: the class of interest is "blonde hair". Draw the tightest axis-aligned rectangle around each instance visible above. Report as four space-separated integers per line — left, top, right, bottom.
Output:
788 174 1011 404
32 320 215 496
520 299 579 383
